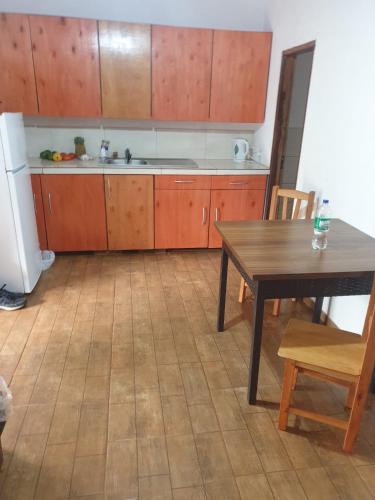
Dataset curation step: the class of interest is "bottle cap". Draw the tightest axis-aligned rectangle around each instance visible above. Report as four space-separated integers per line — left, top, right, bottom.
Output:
323 199 329 204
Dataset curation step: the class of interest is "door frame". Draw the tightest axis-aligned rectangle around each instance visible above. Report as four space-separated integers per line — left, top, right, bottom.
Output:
265 40 315 216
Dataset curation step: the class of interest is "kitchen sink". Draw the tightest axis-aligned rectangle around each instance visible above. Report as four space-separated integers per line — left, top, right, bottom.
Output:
104 158 149 166
100 158 198 168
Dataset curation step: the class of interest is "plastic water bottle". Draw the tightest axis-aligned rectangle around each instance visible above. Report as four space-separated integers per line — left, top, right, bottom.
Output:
312 199 331 250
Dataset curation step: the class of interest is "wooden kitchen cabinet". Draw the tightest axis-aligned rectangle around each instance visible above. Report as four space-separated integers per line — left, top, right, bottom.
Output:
41 174 107 251
155 179 210 248
0 14 38 114
30 174 48 250
152 25 212 121
29 16 101 117
105 175 154 250
210 31 272 122
99 21 151 119
209 175 266 247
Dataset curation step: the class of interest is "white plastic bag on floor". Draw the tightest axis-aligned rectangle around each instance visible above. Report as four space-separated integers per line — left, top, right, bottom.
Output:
41 250 55 271
0 377 12 422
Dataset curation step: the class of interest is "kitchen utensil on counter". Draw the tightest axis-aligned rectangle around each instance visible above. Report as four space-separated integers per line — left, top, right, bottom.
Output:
233 138 249 162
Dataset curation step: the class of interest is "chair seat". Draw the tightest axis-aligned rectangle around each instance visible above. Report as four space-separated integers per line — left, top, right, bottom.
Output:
278 318 365 376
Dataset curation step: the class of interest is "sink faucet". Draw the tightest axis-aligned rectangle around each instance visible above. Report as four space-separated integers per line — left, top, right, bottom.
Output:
125 148 132 164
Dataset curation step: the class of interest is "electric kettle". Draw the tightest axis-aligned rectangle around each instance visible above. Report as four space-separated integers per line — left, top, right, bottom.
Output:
233 138 249 162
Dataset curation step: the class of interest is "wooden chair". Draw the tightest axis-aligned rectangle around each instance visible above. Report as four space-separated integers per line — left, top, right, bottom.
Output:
238 186 315 315
277 281 375 452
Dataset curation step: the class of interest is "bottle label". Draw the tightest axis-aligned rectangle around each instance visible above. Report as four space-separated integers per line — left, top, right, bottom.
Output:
314 216 331 232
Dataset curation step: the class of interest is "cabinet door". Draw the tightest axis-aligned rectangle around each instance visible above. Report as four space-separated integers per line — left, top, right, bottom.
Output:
210 31 272 122
30 16 101 117
209 189 265 248
99 21 151 119
105 175 154 250
41 175 107 251
155 190 210 249
0 14 38 114
30 174 48 250
152 26 212 120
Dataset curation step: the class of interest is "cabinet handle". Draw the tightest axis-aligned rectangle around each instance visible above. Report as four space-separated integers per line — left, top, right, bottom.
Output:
202 207 207 225
174 180 194 184
48 193 52 214
229 181 248 186
215 208 220 221
107 178 111 200
33 193 37 214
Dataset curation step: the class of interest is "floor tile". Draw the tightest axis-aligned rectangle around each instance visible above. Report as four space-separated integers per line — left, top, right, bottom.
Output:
139 475 173 500
137 436 170 476
166 434 202 488
71 454 106 497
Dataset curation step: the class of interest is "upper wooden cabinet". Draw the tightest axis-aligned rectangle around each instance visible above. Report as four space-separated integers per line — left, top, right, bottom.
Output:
29 16 101 117
99 21 151 119
210 31 272 122
0 14 38 114
152 26 212 121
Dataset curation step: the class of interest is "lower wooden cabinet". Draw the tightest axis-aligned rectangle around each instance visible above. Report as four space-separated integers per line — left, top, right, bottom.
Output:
105 175 154 250
30 174 48 250
155 189 210 248
35 172 266 252
41 174 107 251
209 189 265 248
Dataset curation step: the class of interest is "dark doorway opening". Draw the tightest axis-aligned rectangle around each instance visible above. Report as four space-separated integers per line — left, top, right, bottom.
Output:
265 41 315 215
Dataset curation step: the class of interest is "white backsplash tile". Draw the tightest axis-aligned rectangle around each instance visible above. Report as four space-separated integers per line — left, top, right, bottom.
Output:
105 129 157 157
25 127 53 157
50 128 102 156
25 126 254 159
156 131 206 158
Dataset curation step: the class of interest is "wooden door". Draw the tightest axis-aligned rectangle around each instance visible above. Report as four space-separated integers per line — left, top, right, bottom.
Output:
30 174 48 250
41 174 107 251
30 16 101 117
155 190 210 248
105 175 154 250
152 25 212 120
209 189 265 248
210 31 272 122
0 14 38 114
99 21 151 119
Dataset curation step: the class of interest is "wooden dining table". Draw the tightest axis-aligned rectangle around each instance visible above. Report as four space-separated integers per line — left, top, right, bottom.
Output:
215 219 375 404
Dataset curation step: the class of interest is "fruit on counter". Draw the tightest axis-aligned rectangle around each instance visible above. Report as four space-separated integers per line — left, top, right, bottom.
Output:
61 152 76 161
39 149 53 160
74 136 86 157
52 152 62 162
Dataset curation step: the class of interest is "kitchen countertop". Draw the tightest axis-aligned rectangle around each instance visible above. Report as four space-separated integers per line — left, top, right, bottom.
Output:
28 157 270 176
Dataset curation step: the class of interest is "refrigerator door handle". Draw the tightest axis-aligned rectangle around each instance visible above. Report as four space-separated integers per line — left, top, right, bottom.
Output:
48 193 52 214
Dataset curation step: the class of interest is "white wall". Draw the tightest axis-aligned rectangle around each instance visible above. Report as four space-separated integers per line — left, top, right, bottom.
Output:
255 0 375 331
0 0 269 30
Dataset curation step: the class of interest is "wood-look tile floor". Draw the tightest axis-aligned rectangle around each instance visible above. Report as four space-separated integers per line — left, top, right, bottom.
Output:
0 250 374 500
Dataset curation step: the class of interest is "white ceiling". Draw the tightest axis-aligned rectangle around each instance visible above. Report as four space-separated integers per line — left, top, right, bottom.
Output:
0 0 270 31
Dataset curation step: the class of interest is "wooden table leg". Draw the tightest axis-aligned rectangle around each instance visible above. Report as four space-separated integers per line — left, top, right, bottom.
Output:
248 282 265 404
217 247 228 332
312 296 324 323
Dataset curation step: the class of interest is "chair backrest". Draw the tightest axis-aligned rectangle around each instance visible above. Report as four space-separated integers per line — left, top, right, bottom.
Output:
269 185 315 221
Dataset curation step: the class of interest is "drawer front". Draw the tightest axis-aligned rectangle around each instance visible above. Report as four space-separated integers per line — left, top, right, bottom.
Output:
155 175 211 190
211 175 267 190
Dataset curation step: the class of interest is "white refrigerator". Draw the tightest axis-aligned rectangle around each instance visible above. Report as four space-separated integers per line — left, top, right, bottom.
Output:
0 113 42 293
